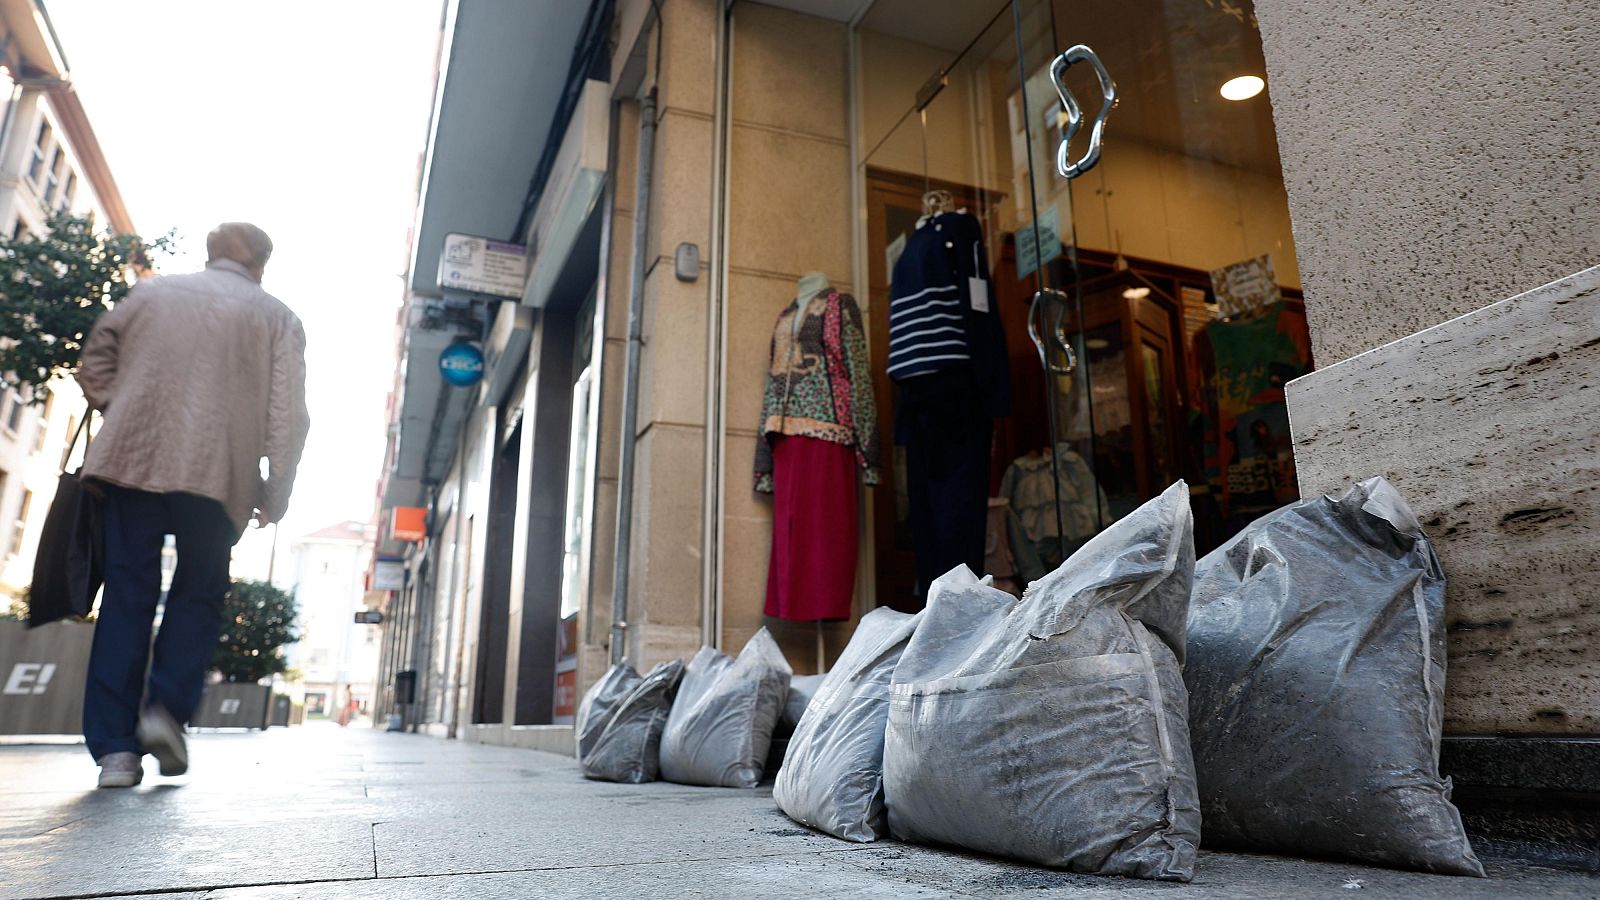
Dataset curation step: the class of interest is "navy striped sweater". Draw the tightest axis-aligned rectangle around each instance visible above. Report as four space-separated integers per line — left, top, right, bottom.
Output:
886 212 1010 417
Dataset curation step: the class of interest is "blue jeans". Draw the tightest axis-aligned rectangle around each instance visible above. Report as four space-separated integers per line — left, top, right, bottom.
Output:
83 486 241 760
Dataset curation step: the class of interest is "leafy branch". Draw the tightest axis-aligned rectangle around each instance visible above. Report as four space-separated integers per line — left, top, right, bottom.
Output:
0 212 174 398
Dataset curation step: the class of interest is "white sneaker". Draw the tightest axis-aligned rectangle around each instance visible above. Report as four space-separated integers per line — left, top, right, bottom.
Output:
97 752 143 788
136 705 189 776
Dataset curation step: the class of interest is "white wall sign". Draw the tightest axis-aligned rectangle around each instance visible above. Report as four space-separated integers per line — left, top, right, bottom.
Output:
438 233 528 299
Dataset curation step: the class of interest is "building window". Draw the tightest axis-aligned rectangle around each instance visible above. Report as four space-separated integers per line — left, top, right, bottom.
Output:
9 490 30 556
42 147 66 205
2 390 22 436
31 388 51 454
0 471 9 555
10 220 23 241
27 120 51 184
58 172 77 213
59 414 77 469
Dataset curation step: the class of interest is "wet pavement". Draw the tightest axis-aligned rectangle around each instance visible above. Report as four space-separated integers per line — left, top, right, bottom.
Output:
1 725 1596 899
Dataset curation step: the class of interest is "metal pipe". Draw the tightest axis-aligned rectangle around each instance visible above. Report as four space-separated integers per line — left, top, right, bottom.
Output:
699 2 733 651
609 84 658 666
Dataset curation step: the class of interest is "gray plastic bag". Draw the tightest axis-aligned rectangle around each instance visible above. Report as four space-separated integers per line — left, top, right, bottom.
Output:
1185 476 1483 876
659 627 793 788
884 481 1201 881
774 608 921 842
779 674 826 736
576 659 685 784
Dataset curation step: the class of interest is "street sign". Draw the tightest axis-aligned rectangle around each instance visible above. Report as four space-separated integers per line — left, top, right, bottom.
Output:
438 233 527 299
355 610 384 625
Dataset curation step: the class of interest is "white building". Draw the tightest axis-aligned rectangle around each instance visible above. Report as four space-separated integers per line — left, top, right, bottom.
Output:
0 0 136 611
284 521 379 719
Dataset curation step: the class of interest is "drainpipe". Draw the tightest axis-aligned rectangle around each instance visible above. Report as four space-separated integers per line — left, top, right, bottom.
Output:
609 83 658 666
699 2 733 651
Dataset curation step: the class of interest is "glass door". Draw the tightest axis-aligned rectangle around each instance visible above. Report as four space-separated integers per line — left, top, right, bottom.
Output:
856 0 1092 605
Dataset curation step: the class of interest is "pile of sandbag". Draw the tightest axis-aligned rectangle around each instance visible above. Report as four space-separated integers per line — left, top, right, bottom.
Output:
1185 476 1482 875
568 473 1482 885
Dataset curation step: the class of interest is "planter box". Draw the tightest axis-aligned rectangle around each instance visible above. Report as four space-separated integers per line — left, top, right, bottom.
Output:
191 682 272 729
0 620 95 735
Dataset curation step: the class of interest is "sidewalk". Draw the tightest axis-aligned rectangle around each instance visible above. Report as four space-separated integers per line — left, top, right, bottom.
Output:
0 726 1594 899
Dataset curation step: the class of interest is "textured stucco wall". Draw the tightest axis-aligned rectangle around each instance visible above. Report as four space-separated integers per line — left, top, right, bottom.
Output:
1256 0 1600 365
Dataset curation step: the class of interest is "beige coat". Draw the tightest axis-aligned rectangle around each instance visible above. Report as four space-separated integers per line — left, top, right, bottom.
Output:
77 259 310 532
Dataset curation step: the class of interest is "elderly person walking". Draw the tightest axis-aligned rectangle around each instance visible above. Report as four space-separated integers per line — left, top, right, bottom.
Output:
75 222 309 788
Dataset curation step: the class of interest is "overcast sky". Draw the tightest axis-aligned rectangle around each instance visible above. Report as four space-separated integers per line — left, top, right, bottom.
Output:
49 2 443 583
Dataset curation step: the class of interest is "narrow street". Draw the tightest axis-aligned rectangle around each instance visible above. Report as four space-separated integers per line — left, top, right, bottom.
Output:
0 728 1593 899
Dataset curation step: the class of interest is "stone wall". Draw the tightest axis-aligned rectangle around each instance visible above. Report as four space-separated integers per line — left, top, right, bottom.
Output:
721 3 860 671
1288 266 1600 735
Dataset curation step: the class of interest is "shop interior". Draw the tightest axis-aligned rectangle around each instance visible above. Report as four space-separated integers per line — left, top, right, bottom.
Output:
848 0 1312 611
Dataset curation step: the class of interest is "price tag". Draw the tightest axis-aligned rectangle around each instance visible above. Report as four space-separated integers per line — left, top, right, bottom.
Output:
968 277 990 313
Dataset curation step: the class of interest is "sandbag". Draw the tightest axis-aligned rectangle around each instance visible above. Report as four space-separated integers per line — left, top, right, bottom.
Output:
779 674 826 737
774 608 921 842
1185 476 1483 876
576 659 685 784
884 481 1201 882
659 628 792 788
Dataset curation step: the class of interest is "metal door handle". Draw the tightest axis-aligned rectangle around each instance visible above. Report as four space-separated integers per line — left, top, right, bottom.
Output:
1050 44 1117 180
1028 289 1077 375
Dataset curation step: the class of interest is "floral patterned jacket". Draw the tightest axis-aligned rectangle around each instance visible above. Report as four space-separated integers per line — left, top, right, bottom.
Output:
754 289 880 492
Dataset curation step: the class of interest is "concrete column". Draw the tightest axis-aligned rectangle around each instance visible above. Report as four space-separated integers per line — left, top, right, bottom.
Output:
1258 0 1600 735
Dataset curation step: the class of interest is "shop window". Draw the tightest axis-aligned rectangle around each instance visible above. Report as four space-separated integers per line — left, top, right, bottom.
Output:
853 0 1309 608
27 120 51 184
9 490 30 556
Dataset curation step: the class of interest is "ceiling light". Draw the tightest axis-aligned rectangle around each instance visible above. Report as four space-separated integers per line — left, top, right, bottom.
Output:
1221 75 1265 101
1122 286 1151 300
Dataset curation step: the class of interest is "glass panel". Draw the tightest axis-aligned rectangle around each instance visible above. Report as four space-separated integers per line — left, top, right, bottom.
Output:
1043 0 1310 553
857 0 1074 606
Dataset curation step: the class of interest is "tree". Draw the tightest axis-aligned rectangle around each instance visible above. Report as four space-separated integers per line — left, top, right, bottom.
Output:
213 579 300 684
0 212 172 398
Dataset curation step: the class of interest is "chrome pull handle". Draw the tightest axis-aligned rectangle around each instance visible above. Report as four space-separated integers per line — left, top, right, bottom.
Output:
1050 44 1117 180
1028 289 1077 375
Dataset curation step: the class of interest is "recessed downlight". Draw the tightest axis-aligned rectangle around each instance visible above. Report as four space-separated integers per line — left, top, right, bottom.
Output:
1221 75 1265 101
1122 286 1151 300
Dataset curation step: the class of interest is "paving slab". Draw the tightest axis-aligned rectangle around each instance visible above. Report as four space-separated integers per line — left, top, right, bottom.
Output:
0 725 1596 900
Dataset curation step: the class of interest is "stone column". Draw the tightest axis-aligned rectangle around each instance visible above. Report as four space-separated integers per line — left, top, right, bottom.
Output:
1257 0 1600 735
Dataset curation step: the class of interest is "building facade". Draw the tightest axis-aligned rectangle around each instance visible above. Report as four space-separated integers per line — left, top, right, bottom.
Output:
372 0 1598 769
0 0 136 611
284 522 380 720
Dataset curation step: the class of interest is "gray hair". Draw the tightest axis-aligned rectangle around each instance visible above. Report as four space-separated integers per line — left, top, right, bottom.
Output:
206 222 273 269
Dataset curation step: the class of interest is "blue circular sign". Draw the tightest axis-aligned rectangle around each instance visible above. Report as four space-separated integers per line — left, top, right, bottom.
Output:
439 342 485 388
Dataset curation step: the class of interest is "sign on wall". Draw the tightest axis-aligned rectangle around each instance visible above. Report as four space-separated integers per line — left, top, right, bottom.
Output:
391 507 427 543
372 557 406 591
1210 254 1282 319
438 342 486 389
438 233 528 300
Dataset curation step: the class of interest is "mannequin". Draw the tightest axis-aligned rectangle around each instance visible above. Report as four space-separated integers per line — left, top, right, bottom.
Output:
755 269 880 654
796 271 828 305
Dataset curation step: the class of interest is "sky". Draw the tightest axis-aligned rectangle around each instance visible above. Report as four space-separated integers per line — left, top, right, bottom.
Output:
48 2 443 584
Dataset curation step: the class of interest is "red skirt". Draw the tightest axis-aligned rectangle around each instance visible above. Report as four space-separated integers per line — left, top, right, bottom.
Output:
764 435 858 621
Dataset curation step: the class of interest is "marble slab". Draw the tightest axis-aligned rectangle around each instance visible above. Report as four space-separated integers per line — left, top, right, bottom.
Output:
1287 264 1600 736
